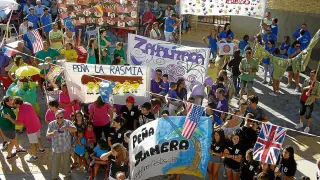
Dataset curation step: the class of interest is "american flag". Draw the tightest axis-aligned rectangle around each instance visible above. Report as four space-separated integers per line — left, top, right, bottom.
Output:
253 123 287 165
181 104 205 139
26 30 43 54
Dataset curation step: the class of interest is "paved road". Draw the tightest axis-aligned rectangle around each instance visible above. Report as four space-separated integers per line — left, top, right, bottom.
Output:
1 37 320 180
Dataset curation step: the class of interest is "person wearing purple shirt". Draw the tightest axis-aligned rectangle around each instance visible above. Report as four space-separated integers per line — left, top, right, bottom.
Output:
215 88 228 120
0 51 10 75
176 78 187 101
150 69 163 98
209 76 228 102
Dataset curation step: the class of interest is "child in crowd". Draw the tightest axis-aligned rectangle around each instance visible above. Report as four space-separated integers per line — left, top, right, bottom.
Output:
159 74 169 96
91 139 109 180
135 102 155 129
112 54 126 65
101 48 111 65
113 42 126 62
72 130 86 170
73 110 86 132
168 82 182 115
239 35 249 56
63 43 78 62
85 122 95 149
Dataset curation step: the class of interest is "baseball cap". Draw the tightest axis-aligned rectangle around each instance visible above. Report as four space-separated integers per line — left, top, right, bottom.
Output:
126 96 135 104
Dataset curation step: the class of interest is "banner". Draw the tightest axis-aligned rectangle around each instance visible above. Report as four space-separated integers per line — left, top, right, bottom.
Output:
129 116 212 180
218 42 234 55
180 0 267 19
47 66 63 83
127 34 210 84
63 62 150 104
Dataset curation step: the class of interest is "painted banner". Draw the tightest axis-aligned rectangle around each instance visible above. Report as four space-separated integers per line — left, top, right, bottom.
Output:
129 116 212 180
57 0 138 27
47 66 63 83
218 42 234 55
63 62 150 104
127 34 210 84
180 0 267 19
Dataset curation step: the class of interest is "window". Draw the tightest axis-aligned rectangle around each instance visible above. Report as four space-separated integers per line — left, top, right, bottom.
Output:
198 16 231 25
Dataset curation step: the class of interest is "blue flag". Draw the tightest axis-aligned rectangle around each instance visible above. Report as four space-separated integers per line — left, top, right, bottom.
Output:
63 16 75 32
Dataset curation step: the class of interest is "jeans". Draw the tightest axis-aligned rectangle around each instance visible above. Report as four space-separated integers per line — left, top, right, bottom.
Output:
263 63 273 81
232 75 240 95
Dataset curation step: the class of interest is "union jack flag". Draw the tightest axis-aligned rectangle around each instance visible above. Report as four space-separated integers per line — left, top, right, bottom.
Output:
26 30 43 54
181 104 205 139
253 123 287 165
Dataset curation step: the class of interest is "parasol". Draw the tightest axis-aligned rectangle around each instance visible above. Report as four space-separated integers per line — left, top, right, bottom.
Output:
0 0 17 11
15 66 41 77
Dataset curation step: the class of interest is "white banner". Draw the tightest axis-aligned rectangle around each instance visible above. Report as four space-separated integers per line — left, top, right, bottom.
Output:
127 34 210 84
63 62 150 104
180 0 267 19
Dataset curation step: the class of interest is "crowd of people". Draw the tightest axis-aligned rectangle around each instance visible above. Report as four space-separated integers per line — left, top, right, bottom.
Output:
0 0 319 180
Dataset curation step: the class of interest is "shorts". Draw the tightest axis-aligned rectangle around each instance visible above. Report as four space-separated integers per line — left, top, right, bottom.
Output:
209 155 222 163
75 152 85 157
286 66 293 72
240 80 253 90
224 164 240 173
299 100 314 119
27 130 41 144
1 129 16 140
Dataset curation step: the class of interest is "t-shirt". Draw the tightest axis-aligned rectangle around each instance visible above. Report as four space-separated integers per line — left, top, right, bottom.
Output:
16 102 41 134
277 157 297 177
168 89 178 101
73 137 86 155
113 49 126 60
280 43 290 57
293 29 311 41
165 17 175 32
287 47 300 58
85 130 95 142
215 98 228 117
0 53 10 74
240 160 259 179
74 122 86 131
176 88 187 100
0 106 16 131
262 33 277 43
239 40 248 53
239 126 257 155
239 58 259 82
88 103 111 126
218 30 235 41
35 48 60 62
93 145 108 158
211 141 225 154
244 107 265 122
160 81 169 94
224 142 243 170
120 105 140 130
137 112 155 128
297 34 310 50
63 49 78 62
40 14 52 33
109 155 129 179
49 30 64 50
300 81 311 102
263 46 275 64
27 14 38 29
58 92 80 119
109 127 127 145
271 24 278 37
207 35 217 52
45 108 64 123
150 79 162 97
19 22 33 35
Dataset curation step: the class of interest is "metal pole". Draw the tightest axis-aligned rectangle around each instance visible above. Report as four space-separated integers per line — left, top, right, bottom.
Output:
179 15 182 45
97 26 101 64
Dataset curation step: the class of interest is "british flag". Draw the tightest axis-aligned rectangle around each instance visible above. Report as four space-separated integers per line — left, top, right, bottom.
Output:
26 30 43 54
181 103 205 139
253 123 287 165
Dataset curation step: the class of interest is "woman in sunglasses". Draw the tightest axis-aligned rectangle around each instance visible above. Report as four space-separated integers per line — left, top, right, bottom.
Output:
286 41 302 92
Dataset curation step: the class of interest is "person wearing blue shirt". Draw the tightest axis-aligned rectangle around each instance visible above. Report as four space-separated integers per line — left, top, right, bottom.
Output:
270 18 278 38
23 26 34 53
297 30 310 50
218 23 234 42
23 0 34 16
34 0 48 17
72 130 86 169
279 36 291 58
239 35 249 56
203 103 224 126
286 41 302 92
40 7 52 39
159 74 169 96
203 29 218 58
293 23 311 42
164 14 178 42
262 40 275 85
0 51 10 74
26 7 39 29
262 28 277 44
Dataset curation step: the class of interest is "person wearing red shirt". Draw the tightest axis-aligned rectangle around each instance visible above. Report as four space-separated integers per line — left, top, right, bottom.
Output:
141 7 155 36
295 70 320 133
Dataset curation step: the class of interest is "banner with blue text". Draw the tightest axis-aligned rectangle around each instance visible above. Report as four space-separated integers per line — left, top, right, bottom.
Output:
129 116 212 180
63 62 150 104
127 34 210 84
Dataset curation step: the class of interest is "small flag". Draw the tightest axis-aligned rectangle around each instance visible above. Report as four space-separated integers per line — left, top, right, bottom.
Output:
94 5 103 16
181 103 205 139
46 66 62 83
26 30 43 54
2 46 16 57
253 123 287 165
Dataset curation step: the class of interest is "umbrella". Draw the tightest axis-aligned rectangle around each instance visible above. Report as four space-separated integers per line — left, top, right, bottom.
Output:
15 66 41 77
0 0 17 11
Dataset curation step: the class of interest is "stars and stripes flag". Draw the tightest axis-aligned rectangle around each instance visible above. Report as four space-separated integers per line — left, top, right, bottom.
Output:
26 30 43 54
253 123 287 165
181 103 205 139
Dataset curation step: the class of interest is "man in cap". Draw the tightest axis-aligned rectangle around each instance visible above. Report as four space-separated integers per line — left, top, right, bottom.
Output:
40 7 52 38
26 7 39 29
120 96 140 130
35 0 49 17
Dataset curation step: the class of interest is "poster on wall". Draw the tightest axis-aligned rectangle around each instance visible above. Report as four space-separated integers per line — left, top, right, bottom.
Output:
127 34 210 84
63 62 150 104
57 0 138 27
129 116 212 180
180 0 267 19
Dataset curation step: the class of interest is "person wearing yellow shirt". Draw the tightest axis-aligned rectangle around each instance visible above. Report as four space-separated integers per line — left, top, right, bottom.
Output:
8 56 28 81
206 59 218 95
62 43 78 62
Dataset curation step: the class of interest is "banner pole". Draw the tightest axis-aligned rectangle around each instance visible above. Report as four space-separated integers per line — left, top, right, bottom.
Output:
5 10 13 41
97 26 101 64
179 15 182 45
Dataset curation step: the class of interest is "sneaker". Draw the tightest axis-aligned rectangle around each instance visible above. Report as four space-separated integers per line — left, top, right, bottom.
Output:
285 83 291 88
27 156 38 162
269 92 277 96
304 127 310 133
295 87 300 92
262 80 267 84
37 149 45 153
268 81 273 86
295 122 303 129
6 153 17 160
16 149 27 154
2 141 8 150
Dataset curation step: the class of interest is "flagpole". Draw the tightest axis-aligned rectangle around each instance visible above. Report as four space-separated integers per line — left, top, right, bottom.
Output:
97 26 101 64
5 9 13 41
179 15 182 45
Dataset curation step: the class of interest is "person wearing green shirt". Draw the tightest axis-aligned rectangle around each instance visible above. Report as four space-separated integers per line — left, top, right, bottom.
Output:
87 39 97 64
113 42 126 63
98 29 112 63
40 57 61 86
0 96 27 160
101 48 111 65
35 41 60 63
239 50 259 99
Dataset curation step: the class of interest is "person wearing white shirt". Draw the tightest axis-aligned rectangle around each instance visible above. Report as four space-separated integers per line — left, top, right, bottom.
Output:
19 18 34 38
23 0 34 16
150 22 162 40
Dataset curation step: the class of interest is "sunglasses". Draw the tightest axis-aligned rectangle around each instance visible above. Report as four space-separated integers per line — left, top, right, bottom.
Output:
56 117 64 119
296 45 300 48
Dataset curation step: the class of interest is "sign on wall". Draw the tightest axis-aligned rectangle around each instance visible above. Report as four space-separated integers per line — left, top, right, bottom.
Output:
63 62 150 104
129 116 212 180
127 34 210 83
180 0 267 19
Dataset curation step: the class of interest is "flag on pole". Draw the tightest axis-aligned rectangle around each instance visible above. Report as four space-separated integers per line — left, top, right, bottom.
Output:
26 30 43 54
181 104 205 139
0 5 13 19
94 5 103 16
46 65 62 83
253 123 287 165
